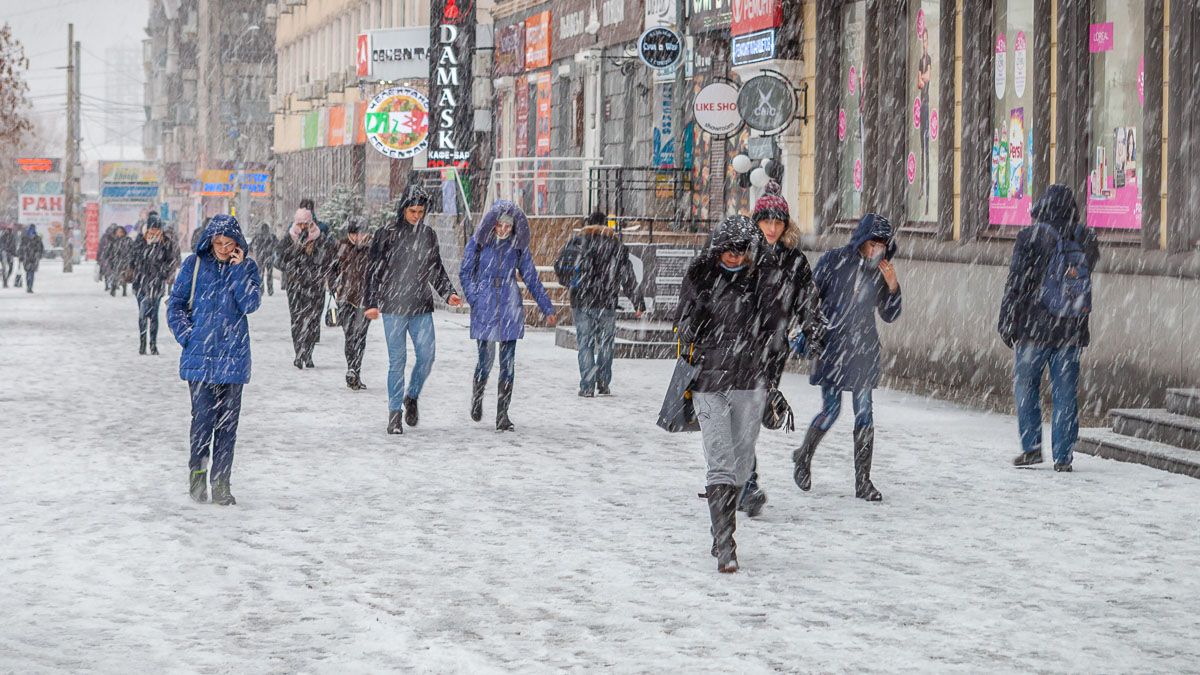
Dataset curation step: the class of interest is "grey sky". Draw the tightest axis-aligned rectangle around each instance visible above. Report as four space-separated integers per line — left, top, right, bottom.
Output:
3 0 150 161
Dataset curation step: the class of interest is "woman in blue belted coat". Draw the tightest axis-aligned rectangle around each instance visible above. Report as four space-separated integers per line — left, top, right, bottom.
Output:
459 200 557 431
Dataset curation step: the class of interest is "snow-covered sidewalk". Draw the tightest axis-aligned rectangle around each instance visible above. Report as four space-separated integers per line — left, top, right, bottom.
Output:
2 264 1198 673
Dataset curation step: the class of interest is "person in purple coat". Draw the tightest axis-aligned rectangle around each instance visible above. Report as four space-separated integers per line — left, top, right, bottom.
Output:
459 200 557 431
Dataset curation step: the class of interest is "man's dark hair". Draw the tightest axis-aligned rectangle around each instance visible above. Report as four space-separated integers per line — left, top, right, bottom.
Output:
586 211 606 227
299 198 315 212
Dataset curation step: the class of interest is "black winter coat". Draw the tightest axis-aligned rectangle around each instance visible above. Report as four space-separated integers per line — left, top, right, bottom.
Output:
251 231 278 266
364 220 456 316
759 241 823 387
18 230 44 270
104 237 134 279
0 229 16 257
998 187 1101 348
676 251 773 392
282 234 336 300
130 238 177 298
553 226 646 311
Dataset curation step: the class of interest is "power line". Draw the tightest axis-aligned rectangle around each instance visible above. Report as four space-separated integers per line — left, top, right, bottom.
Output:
2 0 92 20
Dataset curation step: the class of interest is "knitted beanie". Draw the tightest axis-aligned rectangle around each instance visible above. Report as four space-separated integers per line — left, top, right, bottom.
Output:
752 180 790 224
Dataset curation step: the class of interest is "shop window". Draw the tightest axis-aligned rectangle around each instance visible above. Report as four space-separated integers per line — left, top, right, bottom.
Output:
837 1 867 222
989 0 1036 227
906 1 941 225
1087 1 1144 231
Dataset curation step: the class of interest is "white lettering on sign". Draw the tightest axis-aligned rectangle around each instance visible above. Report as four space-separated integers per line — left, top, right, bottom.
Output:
561 10 586 40
603 0 625 27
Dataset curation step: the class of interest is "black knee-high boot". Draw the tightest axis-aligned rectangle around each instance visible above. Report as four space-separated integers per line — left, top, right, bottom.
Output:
854 426 882 501
792 425 827 491
705 484 739 573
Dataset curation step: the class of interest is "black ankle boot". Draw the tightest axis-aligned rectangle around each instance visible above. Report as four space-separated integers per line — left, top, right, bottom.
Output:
387 410 404 434
705 484 739 573
404 397 419 427
149 336 158 355
738 475 768 518
471 378 486 421
211 477 236 506
792 426 827 491
496 380 515 431
854 426 883 502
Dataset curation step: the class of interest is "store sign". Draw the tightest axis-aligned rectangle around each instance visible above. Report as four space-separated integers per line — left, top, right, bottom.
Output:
495 22 524 76
429 0 476 169
693 82 742 135
653 82 675 167
645 0 674 28
18 193 64 227
639 26 682 69
84 202 100 260
357 28 430 82
17 157 59 173
1089 22 1114 53
100 161 158 185
736 73 795 132
195 169 273 197
690 0 732 32
101 185 160 199
525 11 552 69
364 86 431 159
731 28 775 65
731 0 781 37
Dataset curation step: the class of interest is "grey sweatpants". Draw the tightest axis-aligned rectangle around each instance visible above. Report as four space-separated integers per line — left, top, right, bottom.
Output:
694 388 768 487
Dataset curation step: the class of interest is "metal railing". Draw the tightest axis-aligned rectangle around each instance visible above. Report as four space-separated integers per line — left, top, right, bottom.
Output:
486 157 603 218
588 165 714 234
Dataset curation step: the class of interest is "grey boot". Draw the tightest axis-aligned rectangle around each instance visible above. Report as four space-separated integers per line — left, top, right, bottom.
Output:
854 426 883 502
470 378 486 422
211 477 236 506
705 484 739 573
792 425 827 491
189 468 208 503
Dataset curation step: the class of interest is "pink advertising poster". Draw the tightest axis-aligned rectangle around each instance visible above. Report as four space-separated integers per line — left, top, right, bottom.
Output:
1089 23 1114 53
990 108 1033 226
1087 127 1142 230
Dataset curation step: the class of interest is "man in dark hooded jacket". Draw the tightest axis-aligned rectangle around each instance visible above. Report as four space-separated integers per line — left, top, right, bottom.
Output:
792 213 902 502
17 225 44 293
130 213 177 354
364 186 463 434
999 183 1100 472
553 211 646 397
250 223 278 296
1 224 18 288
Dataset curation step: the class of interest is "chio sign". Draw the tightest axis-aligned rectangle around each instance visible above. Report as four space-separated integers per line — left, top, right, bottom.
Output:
428 0 476 169
693 82 742 135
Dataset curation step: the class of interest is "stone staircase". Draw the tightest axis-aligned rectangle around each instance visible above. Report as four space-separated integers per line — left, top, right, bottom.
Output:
1077 388 1200 479
554 320 678 359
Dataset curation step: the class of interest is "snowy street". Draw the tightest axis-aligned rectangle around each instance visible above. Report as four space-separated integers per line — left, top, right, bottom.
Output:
3 264 1200 673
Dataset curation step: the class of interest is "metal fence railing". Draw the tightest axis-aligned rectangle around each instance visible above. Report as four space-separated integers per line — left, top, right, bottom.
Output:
486 157 603 218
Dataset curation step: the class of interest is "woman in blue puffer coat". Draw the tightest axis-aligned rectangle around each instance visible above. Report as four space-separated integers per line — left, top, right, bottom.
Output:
459 200 557 431
166 214 262 506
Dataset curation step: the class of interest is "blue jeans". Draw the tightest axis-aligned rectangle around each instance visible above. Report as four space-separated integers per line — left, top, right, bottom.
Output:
811 385 874 431
137 294 161 343
382 312 437 411
188 382 243 484
574 308 616 391
475 340 516 383
1014 344 1081 465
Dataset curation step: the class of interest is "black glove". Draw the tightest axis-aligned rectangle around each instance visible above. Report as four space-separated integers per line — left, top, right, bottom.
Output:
1001 331 1015 350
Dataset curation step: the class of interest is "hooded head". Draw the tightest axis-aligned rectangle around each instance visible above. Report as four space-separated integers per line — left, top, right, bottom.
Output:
146 211 162 229
848 213 898 262
395 186 432 227
259 223 271 237
26 224 37 238
475 200 531 249
196 214 249 259
1031 183 1079 228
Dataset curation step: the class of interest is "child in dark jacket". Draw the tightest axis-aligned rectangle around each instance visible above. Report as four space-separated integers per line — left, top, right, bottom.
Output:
793 213 902 502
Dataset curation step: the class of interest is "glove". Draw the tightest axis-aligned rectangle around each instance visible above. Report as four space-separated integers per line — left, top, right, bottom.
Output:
1001 331 1015 349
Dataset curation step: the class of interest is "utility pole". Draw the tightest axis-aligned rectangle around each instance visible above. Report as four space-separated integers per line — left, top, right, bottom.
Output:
62 24 76 272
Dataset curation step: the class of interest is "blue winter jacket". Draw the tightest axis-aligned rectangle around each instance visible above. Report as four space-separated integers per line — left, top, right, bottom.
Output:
810 214 903 391
166 215 262 384
459 201 555 342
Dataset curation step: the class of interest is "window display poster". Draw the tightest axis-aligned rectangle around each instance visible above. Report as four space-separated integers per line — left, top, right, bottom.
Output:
989 107 1033 226
1087 127 1141 229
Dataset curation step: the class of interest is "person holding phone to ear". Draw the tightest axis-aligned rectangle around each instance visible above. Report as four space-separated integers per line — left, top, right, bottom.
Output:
167 214 262 506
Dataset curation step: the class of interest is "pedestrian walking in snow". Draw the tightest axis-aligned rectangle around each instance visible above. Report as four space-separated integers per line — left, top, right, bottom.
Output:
363 186 463 434
333 217 373 389
16 225 44 293
105 227 133 297
299 197 330 236
793 213 902 502
166 215 262 506
676 215 774 573
190 220 206 253
460 201 558 431
0 224 17 288
553 211 645 398
250 222 278 296
129 214 177 355
739 181 828 517
283 208 336 369
998 184 1099 472
97 225 120 291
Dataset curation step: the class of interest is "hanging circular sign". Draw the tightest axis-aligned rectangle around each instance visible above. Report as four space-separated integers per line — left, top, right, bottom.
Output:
364 86 430 159
736 73 796 133
638 26 682 69
693 82 742 135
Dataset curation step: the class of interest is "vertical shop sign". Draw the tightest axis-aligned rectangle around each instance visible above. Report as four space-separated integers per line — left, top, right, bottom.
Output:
429 0 476 168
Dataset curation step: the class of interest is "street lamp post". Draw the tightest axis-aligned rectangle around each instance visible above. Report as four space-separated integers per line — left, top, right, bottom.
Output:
230 24 260 222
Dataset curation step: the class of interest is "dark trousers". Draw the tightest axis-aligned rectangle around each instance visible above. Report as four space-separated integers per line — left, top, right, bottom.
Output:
188 382 244 484
574 307 616 391
474 339 516 383
137 293 162 344
23 266 36 292
340 303 371 373
287 290 323 358
0 252 12 287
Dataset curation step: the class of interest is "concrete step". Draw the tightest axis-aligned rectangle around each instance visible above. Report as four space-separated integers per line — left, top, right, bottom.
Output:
554 326 677 359
1110 408 1200 452
1076 428 1200 479
615 320 677 343
1166 388 1200 418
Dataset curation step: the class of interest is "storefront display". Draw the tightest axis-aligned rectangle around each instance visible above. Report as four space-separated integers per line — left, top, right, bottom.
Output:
1087 0 1144 230
837 1 866 221
906 1 940 223
990 0 1035 226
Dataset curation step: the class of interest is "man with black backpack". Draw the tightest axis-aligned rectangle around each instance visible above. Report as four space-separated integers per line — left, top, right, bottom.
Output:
553 211 645 397
999 184 1100 472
